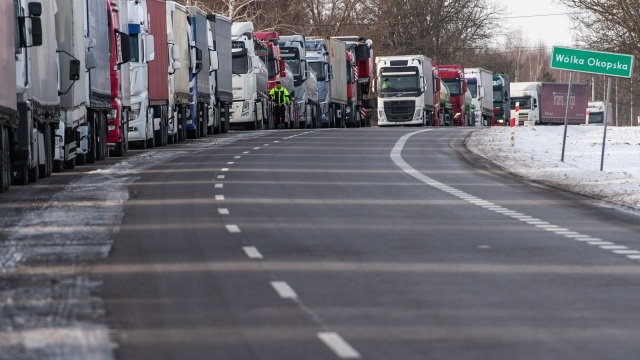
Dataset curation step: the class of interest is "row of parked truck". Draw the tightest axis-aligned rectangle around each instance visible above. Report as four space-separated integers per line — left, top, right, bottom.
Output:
373 55 611 128
0 0 375 193
374 56 512 127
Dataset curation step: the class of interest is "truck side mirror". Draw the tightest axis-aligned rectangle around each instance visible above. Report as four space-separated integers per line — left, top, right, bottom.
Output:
145 35 155 63
30 17 43 47
209 50 218 73
172 61 182 70
28 2 42 16
85 51 97 70
328 64 334 81
479 87 485 98
171 44 180 60
533 98 538 109
69 59 81 80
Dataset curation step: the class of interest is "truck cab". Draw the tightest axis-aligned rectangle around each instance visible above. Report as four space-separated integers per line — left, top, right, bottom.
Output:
230 22 268 130
279 35 313 128
510 82 540 126
492 74 510 126
438 65 468 126
305 38 333 127
586 101 613 126
375 55 435 127
333 36 374 127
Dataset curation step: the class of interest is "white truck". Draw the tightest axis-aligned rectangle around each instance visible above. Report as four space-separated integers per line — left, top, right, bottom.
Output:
586 101 614 126
375 55 435 126
328 38 348 127
464 68 494 126
207 14 233 134
128 0 156 148
510 82 541 126
305 38 333 127
279 35 318 129
14 0 58 184
167 1 192 142
230 22 269 130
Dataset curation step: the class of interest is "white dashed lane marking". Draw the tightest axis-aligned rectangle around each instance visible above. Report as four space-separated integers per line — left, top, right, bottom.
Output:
234 156 241 159
221 168 229 172
391 129 640 263
215 184 223 189
242 246 263 259
215 195 225 201
226 225 241 233
318 332 361 359
243 151 249 154
218 208 229 215
217 175 225 179
227 162 235 165
271 281 297 299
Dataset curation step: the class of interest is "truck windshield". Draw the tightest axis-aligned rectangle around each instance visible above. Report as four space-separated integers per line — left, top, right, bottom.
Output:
442 80 461 96
283 58 300 76
494 89 504 102
378 67 420 97
129 34 140 63
309 62 325 81
510 97 531 110
588 113 604 124
467 82 477 98
232 54 249 74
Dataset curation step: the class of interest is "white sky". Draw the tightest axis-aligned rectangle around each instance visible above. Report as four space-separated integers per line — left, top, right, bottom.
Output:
501 0 575 47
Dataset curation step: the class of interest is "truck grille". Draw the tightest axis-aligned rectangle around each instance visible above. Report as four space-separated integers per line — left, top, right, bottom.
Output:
384 100 415 122
518 113 529 125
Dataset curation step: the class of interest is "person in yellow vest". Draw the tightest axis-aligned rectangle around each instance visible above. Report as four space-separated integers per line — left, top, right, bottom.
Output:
269 80 290 128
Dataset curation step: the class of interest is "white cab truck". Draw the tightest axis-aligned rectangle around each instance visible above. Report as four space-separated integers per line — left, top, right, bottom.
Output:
279 35 318 129
188 6 212 138
464 68 494 126
586 101 614 126
510 82 541 126
128 0 156 148
230 22 268 130
14 0 58 184
375 55 435 126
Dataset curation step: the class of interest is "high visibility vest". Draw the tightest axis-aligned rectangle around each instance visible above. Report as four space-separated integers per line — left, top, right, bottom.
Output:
270 86 290 105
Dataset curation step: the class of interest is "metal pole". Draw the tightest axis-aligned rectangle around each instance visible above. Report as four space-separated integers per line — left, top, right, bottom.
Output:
600 77 612 171
631 75 634 126
561 71 573 162
615 78 619 127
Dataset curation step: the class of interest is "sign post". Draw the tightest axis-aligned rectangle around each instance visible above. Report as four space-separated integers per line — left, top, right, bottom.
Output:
551 47 634 170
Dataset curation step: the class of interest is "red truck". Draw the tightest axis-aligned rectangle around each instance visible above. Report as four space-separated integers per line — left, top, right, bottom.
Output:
438 64 468 126
254 32 289 129
147 0 172 146
332 37 374 127
107 0 130 156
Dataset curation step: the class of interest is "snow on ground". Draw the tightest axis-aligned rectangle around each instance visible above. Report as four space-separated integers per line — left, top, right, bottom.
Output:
467 126 640 211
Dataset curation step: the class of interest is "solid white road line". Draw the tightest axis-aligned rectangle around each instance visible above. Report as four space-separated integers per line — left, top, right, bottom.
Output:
226 225 241 233
390 129 640 264
317 332 361 359
271 281 297 299
218 208 230 215
242 246 263 259
215 195 225 201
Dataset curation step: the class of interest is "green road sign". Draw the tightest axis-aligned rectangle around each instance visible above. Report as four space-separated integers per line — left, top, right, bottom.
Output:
551 47 634 78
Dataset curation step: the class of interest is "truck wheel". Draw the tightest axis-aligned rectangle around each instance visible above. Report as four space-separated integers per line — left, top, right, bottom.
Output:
221 105 229 134
28 144 39 183
0 126 11 193
112 142 125 157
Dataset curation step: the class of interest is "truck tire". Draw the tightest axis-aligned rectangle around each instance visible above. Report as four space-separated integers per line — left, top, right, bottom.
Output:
0 126 11 193
86 116 96 164
28 143 39 183
221 104 229 134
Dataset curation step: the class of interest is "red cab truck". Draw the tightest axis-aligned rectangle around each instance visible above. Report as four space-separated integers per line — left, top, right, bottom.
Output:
438 64 468 126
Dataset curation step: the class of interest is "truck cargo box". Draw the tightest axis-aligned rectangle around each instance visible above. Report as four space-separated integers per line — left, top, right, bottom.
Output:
87 0 113 109
55 0 89 113
169 2 191 105
210 14 232 103
148 0 169 105
328 38 347 104
190 7 210 101
0 0 17 126
540 82 588 125
29 0 60 122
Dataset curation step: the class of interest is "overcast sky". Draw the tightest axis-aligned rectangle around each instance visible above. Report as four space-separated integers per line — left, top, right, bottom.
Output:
501 0 574 47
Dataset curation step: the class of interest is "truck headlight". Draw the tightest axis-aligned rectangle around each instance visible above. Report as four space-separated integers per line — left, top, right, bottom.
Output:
241 100 250 115
107 109 117 120
378 109 386 120
108 124 117 131
129 109 140 121
413 109 422 120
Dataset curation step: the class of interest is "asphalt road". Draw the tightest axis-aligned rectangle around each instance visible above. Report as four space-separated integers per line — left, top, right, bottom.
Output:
96 128 640 360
